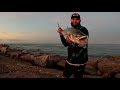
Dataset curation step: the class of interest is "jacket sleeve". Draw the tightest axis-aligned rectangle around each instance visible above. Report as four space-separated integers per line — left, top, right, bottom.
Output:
59 34 69 47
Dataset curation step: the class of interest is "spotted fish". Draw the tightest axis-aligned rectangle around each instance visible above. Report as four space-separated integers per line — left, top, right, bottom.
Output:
61 27 88 45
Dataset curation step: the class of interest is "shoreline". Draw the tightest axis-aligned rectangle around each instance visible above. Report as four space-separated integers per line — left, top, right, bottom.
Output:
7 43 120 58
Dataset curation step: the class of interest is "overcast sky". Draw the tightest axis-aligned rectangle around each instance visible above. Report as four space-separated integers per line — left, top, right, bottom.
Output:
0 12 120 44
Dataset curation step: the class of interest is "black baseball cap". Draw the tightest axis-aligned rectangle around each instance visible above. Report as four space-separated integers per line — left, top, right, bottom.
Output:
71 13 80 19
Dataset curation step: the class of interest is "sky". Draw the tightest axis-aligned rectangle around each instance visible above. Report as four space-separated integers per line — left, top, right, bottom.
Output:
0 12 120 44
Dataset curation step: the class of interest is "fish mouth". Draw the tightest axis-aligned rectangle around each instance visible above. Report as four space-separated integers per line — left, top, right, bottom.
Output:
78 36 87 40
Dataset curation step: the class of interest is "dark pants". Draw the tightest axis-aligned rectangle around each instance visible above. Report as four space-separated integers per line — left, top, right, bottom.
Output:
63 62 86 78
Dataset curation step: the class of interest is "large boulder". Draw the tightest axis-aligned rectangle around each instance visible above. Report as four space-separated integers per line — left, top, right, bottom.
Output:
87 58 99 70
34 55 49 67
83 58 99 75
102 73 112 78
0 44 7 52
86 57 120 78
97 58 113 63
0 45 10 55
97 61 120 78
34 55 64 67
96 70 102 76
57 60 66 67
84 65 97 75
83 75 102 78
9 50 22 59
46 55 63 67
114 73 120 78
1 47 7 54
87 59 98 66
111 56 120 60
20 54 35 62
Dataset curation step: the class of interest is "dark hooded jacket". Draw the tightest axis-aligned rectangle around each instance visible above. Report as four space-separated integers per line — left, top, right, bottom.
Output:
60 25 89 64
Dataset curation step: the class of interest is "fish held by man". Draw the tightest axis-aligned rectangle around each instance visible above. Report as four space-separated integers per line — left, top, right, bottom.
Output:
61 27 88 45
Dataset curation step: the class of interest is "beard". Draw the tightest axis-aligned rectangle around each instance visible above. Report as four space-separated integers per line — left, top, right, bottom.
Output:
71 23 80 29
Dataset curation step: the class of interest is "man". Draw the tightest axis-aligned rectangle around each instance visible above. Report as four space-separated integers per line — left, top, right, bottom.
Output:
57 13 89 78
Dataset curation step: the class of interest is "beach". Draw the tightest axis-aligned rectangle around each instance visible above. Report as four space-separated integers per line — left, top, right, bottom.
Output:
0 54 63 78
0 44 120 78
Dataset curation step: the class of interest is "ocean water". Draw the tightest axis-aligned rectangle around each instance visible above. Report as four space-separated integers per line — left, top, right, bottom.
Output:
7 43 120 57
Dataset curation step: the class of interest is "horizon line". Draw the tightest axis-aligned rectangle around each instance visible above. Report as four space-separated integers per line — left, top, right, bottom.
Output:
1 43 120 45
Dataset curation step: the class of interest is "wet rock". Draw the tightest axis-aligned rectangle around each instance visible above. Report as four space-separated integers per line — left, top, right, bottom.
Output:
111 56 120 60
34 55 49 67
20 54 35 62
97 62 120 78
1 47 7 54
57 60 66 67
114 73 120 78
83 75 102 78
101 55 112 58
97 58 113 63
102 73 111 78
46 55 63 67
34 55 64 67
96 70 102 76
8 50 22 59
84 65 97 75
87 59 99 69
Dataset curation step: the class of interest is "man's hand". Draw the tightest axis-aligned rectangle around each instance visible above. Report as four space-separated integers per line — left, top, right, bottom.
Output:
57 28 72 44
57 27 63 35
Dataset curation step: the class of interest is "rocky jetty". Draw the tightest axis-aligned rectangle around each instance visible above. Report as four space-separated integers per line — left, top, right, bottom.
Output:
0 44 120 78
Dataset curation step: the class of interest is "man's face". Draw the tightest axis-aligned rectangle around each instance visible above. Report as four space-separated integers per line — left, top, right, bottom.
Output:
71 18 81 27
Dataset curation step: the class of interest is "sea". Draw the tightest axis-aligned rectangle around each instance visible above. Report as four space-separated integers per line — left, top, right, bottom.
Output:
7 43 120 57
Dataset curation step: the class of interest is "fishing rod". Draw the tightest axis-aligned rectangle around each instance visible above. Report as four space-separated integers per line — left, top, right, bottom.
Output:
65 12 69 29
57 12 69 29
57 22 60 28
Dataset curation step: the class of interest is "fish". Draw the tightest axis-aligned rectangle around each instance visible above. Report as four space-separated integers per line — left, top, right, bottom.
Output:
61 27 88 45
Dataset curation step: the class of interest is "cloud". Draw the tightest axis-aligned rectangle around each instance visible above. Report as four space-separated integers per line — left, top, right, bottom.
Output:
19 32 29 35
6 39 22 41
2 32 8 35
0 38 23 41
0 12 34 18
0 38 28 44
